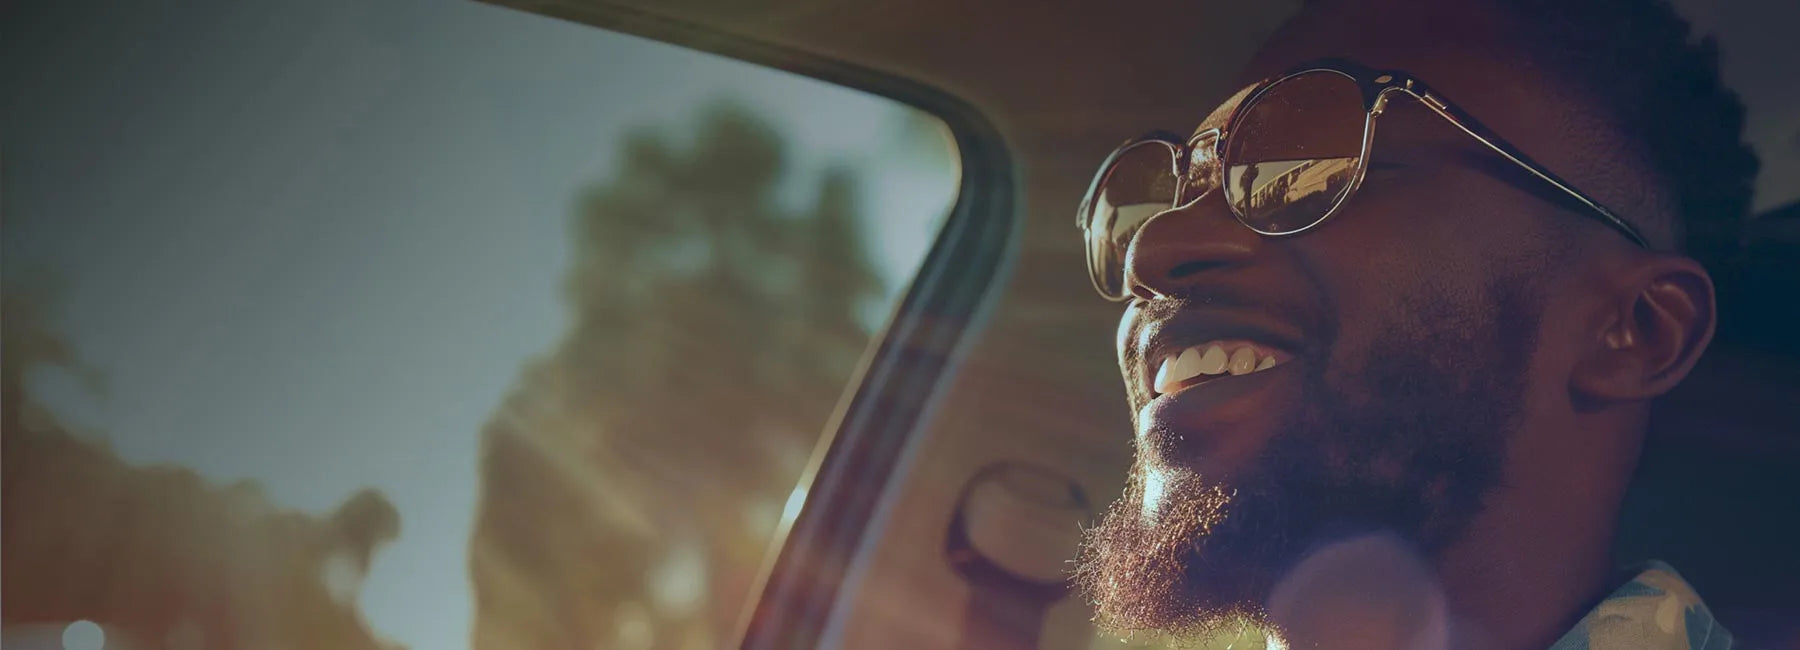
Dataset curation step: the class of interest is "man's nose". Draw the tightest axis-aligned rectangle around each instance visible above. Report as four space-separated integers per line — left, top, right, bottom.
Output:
1121 191 1260 300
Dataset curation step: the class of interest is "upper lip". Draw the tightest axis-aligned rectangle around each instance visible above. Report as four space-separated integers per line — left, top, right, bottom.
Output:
1131 307 1309 400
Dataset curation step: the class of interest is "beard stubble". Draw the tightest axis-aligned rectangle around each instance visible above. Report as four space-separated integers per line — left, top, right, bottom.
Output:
1075 272 1545 638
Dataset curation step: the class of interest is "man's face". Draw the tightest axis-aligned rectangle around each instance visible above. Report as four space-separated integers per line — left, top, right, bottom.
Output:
1075 4 1622 637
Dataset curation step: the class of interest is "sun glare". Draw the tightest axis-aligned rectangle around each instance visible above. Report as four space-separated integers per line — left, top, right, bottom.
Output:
1140 469 1168 524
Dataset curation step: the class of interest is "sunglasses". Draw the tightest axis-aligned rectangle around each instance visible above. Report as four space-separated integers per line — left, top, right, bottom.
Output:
1076 58 1649 302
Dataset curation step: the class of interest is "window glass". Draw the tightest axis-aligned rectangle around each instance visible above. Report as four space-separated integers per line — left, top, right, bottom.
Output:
0 1 959 649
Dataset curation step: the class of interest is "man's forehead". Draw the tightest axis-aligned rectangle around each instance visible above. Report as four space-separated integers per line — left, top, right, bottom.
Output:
1183 0 1507 140
1185 1 1584 158
1173 0 1670 247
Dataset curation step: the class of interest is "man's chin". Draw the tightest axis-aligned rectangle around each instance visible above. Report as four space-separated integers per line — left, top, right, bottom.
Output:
1075 455 1487 641
1073 471 1292 637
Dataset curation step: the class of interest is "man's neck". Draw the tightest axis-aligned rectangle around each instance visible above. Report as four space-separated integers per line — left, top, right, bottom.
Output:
1431 481 1620 650
1265 430 1631 650
1262 516 1616 650
1430 415 1645 649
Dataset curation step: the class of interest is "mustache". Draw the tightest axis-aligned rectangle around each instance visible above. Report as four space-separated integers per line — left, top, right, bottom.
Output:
1121 290 1324 410
1129 288 1269 320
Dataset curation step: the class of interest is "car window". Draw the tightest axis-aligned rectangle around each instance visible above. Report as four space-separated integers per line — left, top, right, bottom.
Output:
0 1 960 649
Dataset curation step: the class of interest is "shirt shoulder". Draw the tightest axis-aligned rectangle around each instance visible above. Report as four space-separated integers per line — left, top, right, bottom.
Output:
1548 561 1733 650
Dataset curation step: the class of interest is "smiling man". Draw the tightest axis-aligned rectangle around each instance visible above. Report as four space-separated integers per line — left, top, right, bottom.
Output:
1071 0 1758 648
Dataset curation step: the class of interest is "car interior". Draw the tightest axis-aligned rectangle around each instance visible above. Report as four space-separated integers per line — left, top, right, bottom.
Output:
508 1 1800 648
3 0 1795 648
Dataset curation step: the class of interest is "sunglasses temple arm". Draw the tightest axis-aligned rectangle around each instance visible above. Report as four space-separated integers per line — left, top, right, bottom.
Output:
1410 91 1651 248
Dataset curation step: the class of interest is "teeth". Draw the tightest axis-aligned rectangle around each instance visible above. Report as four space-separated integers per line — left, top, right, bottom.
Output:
1154 347 1203 394
1153 355 1175 394
1152 341 1289 395
1228 347 1258 375
1197 345 1229 375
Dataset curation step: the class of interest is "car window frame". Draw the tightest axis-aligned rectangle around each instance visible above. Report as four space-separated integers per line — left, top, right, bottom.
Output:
472 2 1018 648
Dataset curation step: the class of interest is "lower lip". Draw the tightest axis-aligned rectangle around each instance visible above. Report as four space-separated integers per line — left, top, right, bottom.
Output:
1137 362 1300 469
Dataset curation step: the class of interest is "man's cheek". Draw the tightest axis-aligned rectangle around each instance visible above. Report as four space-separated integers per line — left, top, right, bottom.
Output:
1316 335 1378 407
1318 296 1434 407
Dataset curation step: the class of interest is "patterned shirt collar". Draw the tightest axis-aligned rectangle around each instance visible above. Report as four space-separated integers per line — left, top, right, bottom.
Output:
1549 561 1733 649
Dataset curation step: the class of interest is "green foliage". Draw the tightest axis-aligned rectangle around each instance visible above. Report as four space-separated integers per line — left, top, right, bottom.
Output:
1 285 404 650
471 100 884 650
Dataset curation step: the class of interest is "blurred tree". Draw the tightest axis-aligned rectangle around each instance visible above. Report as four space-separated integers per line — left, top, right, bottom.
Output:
469 101 882 650
0 284 404 650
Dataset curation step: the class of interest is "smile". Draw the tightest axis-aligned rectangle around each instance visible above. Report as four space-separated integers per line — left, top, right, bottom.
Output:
1152 340 1294 397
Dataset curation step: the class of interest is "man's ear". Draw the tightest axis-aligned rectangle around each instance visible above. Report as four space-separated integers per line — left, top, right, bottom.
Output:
1571 254 1716 403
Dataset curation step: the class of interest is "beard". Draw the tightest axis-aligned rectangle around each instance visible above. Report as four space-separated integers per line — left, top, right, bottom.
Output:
1075 274 1543 638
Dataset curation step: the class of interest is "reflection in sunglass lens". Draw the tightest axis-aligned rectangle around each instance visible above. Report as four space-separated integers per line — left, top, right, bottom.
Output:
1084 140 1180 299
1224 70 1365 234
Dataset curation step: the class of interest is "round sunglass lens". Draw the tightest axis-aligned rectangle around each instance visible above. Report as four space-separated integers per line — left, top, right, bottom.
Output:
1083 140 1180 299
1224 70 1365 234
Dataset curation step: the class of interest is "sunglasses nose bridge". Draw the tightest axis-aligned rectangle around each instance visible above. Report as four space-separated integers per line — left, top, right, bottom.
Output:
1177 129 1224 206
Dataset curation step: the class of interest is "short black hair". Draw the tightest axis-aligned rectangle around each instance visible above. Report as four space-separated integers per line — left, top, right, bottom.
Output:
1486 0 1761 263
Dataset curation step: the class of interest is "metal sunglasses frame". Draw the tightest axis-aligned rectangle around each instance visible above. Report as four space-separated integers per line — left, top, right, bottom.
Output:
1077 58 1650 302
